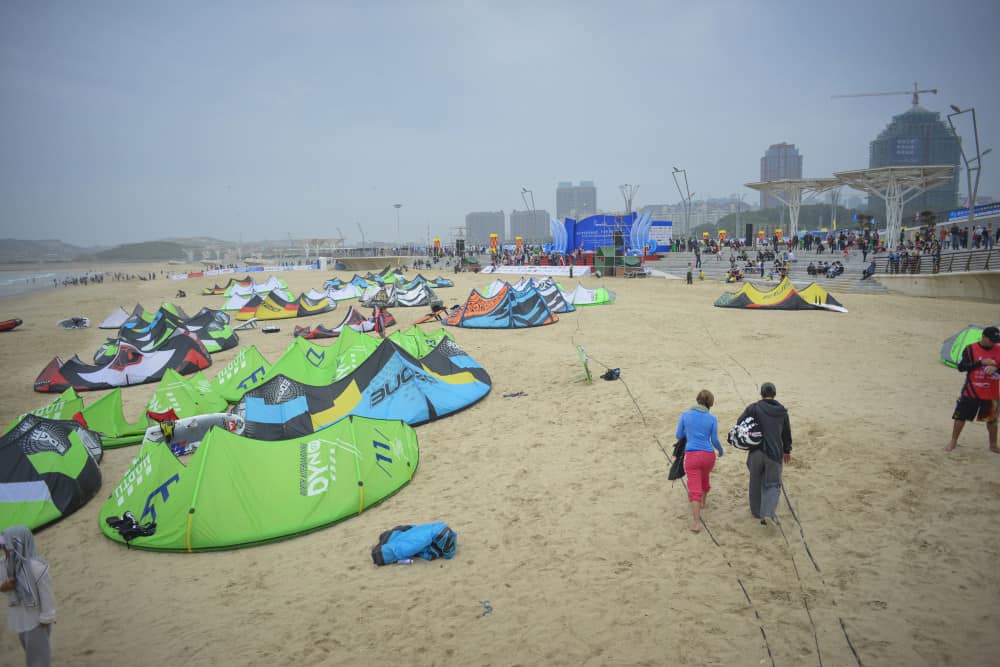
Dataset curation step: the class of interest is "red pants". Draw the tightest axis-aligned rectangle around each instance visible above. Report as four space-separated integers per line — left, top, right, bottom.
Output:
684 450 716 502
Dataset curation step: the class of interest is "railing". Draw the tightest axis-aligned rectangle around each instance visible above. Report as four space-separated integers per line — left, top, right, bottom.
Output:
872 248 997 276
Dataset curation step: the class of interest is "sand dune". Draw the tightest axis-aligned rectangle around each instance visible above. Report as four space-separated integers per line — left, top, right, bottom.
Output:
1 261 998 666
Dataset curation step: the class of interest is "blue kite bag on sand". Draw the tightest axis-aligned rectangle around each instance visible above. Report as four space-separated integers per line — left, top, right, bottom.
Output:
371 522 458 566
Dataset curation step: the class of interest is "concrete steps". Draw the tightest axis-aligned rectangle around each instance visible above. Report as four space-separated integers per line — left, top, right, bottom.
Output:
645 251 890 294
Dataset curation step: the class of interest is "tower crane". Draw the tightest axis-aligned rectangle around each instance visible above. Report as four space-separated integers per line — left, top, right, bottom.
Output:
831 81 938 108
356 222 366 253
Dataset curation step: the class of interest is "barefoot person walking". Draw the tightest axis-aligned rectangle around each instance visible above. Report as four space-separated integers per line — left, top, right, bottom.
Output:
675 390 724 532
946 326 1000 453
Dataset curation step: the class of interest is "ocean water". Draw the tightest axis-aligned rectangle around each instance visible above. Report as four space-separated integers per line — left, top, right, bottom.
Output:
0 270 91 299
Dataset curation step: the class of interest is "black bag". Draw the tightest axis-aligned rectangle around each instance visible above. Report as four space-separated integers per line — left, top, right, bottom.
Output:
668 437 686 480
727 414 762 451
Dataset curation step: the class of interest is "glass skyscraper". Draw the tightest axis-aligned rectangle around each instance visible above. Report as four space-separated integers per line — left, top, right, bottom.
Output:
556 181 597 219
759 143 803 209
868 107 961 219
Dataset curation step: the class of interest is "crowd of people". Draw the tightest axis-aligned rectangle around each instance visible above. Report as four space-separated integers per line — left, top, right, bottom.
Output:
806 260 845 278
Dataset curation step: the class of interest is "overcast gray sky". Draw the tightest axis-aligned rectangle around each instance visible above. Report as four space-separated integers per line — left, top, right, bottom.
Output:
1 0 998 247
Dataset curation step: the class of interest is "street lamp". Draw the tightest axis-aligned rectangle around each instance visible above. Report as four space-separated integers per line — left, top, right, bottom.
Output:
521 188 536 245
620 184 639 214
393 203 402 254
947 105 987 237
732 192 748 242
672 167 693 236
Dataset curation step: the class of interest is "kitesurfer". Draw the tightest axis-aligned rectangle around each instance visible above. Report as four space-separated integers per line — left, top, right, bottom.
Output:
675 389 724 533
946 326 1000 453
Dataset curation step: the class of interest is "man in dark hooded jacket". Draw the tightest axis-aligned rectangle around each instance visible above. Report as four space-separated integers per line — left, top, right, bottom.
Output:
736 382 792 523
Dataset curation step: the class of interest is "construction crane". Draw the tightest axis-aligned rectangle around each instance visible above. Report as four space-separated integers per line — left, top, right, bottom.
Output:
832 81 938 108
356 222 366 253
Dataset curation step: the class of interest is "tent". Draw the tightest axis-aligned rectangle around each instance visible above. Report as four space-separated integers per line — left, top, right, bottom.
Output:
714 278 847 312
34 333 212 393
98 415 418 551
1 415 103 532
940 324 1000 368
235 326 491 439
445 283 557 328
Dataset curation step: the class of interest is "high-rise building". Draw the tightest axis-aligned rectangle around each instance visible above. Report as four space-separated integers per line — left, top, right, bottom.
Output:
508 209 551 244
867 107 960 218
465 211 505 246
759 143 803 209
556 181 597 219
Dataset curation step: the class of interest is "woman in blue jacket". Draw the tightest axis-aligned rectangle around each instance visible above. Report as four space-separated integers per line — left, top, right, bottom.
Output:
676 389 724 532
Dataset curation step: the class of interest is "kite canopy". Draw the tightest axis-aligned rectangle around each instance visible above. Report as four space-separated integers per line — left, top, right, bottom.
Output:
34 332 212 393
560 283 616 306
95 307 238 359
201 276 254 296
514 277 576 313
13 388 149 447
254 291 337 320
234 326 491 439
226 276 289 297
325 284 362 301
145 368 229 423
1 415 103 532
98 306 131 329
360 283 438 308
445 283 557 328
99 415 419 551
940 324 1000 368
714 278 847 312
293 305 387 339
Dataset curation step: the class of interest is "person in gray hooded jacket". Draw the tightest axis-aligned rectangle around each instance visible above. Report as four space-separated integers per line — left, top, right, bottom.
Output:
736 382 792 523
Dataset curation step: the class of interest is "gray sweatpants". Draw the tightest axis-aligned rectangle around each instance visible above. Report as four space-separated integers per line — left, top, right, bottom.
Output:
747 449 783 520
18 624 51 667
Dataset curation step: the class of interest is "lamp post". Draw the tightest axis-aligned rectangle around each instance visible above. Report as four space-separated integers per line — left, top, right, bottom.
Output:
732 192 747 243
672 167 693 237
521 188 536 244
947 105 987 241
393 203 402 255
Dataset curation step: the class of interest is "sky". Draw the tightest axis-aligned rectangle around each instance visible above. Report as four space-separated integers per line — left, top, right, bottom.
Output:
1 0 998 247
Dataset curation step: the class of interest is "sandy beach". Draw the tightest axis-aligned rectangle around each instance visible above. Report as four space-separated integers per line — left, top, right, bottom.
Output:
1 260 998 666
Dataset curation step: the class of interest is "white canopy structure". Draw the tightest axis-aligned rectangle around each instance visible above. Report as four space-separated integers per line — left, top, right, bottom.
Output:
743 178 840 240
833 166 954 248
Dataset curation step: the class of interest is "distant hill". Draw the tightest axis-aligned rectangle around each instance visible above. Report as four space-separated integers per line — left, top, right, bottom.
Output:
89 241 189 262
0 239 95 263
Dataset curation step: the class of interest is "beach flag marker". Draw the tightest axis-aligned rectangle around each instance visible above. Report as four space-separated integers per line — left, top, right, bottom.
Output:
576 345 593 384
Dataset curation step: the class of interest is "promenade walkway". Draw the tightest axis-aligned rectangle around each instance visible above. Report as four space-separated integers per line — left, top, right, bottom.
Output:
645 248 890 294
